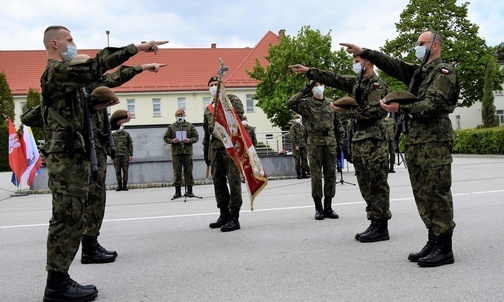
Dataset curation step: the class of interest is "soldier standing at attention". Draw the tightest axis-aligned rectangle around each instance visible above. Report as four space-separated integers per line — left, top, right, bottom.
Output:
286 81 340 221
289 114 310 179
341 30 459 267
40 25 166 301
383 113 396 173
164 108 199 198
291 55 391 243
204 76 245 232
241 115 257 147
112 124 133 191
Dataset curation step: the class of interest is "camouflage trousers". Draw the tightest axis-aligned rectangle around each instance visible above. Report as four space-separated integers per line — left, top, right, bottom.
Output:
307 144 337 198
405 142 456 236
352 138 391 220
211 148 242 210
173 154 194 186
113 155 129 184
83 149 108 238
387 140 396 167
292 146 310 173
45 151 90 273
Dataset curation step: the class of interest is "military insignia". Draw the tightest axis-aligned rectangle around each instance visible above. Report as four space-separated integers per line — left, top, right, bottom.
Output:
440 68 450 75
373 82 380 87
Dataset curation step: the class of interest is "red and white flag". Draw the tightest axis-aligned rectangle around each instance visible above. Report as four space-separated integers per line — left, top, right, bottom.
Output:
8 118 28 187
21 125 42 186
212 83 268 210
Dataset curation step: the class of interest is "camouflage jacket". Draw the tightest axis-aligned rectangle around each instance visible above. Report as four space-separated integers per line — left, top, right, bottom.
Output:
286 93 337 147
361 50 459 144
289 123 308 148
203 94 244 150
112 130 133 157
383 118 395 141
307 69 388 141
244 124 257 147
163 120 199 155
40 44 139 155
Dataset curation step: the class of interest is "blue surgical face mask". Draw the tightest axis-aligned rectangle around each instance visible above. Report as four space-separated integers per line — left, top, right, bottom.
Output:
313 86 324 96
414 45 426 61
353 62 362 75
58 42 78 61
118 125 124 132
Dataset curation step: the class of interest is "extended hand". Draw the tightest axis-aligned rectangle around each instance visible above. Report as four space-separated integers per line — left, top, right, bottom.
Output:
289 64 309 74
136 41 169 54
141 63 167 73
339 43 364 56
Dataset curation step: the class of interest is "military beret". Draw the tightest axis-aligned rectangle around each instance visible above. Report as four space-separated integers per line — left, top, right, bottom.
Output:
90 86 119 105
333 96 358 107
382 91 418 105
175 108 186 117
208 76 219 86
110 109 130 130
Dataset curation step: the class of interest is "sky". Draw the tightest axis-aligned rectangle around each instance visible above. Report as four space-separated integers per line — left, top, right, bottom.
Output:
0 0 502 52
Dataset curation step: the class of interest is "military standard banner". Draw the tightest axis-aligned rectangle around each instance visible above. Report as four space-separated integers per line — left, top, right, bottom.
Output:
212 83 268 210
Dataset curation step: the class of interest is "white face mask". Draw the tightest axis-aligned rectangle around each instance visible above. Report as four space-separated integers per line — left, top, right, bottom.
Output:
313 86 324 96
353 62 363 75
295 118 301 124
415 45 427 61
242 120 248 126
209 85 217 96
118 125 124 132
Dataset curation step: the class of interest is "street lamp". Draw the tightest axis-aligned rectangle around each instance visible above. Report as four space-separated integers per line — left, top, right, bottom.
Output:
106 30 110 47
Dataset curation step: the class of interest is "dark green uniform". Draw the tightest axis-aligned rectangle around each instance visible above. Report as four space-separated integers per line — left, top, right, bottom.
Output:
163 120 199 186
289 122 309 176
41 43 139 273
112 129 133 188
203 95 244 211
361 49 458 238
244 124 257 147
286 93 338 200
384 117 396 172
307 69 391 222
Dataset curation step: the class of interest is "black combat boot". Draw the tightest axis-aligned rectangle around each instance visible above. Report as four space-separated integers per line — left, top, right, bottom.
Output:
302 170 310 179
93 236 118 257
173 186 182 199
43 271 98 302
313 197 324 220
408 228 435 262
123 180 128 191
417 232 454 267
323 197 339 219
358 220 390 242
296 170 302 179
389 162 395 173
221 207 241 232
355 222 374 240
209 208 229 228
115 181 122 191
81 236 117 264
186 186 195 197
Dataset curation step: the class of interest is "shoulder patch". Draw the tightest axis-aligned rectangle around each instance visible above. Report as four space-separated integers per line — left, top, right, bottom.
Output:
440 68 450 75
373 82 380 87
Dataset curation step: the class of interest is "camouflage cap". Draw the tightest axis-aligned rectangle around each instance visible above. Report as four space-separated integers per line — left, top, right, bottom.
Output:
382 91 418 105
90 86 119 104
208 76 219 86
333 96 358 107
110 109 130 130
175 108 186 117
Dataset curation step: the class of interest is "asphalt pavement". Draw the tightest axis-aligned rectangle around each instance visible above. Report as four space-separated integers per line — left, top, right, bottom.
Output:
1 155 503 302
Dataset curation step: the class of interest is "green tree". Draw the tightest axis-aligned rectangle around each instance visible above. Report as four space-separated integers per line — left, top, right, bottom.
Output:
22 87 45 141
247 26 353 128
0 71 15 125
380 0 504 107
481 59 499 128
496 42 504 62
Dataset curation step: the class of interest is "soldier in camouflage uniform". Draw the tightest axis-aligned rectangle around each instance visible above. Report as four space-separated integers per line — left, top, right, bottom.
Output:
290 57 391 242
241 115 257 147
204 76 244 232
383 114 396 173
164 108 199 198
39 25 166 301
341 31 459 267
289 114 310 179
112 126 133 191
286 81 340 221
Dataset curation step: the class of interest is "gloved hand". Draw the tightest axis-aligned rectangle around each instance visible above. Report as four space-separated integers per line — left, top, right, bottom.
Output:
301 81 316 94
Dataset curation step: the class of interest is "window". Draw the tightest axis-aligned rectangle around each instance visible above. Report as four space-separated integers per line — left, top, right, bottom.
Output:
203 97 211 110
246 94 255 113
127 99 136 118
497 110 504 124
177 97 186 110
153 98 161 117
